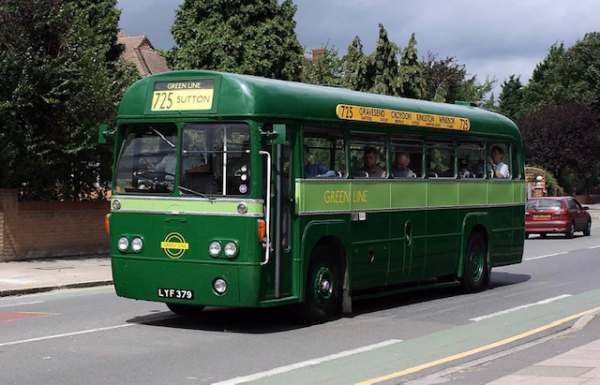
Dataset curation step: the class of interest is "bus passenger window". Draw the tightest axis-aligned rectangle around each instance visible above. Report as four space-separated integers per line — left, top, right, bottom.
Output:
303 127 345 178
391 140 422 178
488 143 511 179
427 143 455 178
457 143 485 179
350 133 386 178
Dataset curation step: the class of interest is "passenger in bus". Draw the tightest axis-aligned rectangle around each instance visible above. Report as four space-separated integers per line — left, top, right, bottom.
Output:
459 159 474 178
392 152 416 178
155 152 176 179
304 146 336 178
362 147 386 178
489 145 510 179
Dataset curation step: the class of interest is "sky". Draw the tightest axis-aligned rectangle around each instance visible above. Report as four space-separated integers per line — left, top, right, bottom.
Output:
118 0 600 94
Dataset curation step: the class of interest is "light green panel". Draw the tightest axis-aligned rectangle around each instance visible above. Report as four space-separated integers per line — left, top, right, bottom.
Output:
488 182 517 204
459 183 488 205
350 181 390 211
390 182 427 208
428 181 459 207
295 179 526 214
113 196 264 216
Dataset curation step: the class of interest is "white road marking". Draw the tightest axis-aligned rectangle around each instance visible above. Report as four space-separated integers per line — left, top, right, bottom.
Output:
0 300 43 308
470 294 572 322
211 339 402 385
588 245 600 249
0 278 34 284
0 324 134 347
524 251 568 261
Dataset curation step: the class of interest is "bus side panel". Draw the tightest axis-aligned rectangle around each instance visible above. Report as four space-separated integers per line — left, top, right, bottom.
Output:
350 212 389 290
388 209 427 284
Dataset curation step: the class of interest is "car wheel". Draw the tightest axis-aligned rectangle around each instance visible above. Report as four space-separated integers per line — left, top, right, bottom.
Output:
584 220 592 236
462 232 489 293
565 222 575 239
298 251 342 324
166 303 205 316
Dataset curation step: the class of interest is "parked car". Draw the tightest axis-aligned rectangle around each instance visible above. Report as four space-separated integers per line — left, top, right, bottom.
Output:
525 197 592 238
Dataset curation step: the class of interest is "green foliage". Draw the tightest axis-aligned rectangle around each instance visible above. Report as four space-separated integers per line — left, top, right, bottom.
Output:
519 104 600 194
499 75 525 121
169 0 304 81
398 33 424 99
368 24 401 96
301 46 342 86
0 0 138 200
341 36 370 91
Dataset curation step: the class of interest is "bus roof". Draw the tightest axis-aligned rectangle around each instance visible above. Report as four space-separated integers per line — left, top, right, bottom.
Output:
118 70 521 142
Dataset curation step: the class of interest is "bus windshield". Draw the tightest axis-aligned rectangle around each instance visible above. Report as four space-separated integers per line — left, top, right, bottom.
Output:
181 123 250 196
115 125 177 194
115 123 251 197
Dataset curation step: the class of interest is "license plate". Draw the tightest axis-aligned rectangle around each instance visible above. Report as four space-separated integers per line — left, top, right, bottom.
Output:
157 288 194 300
533 214 551 220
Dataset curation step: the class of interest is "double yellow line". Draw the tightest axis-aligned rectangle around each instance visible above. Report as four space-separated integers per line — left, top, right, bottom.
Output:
356 306 600 385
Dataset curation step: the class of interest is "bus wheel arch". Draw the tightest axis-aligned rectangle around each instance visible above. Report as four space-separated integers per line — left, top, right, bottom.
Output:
300 236 347 323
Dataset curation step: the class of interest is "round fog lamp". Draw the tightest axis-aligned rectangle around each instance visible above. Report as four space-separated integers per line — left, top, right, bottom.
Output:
209 241 221 257
118 237 129 252
131 237 143 252
224 242 238 257
213 278 228 295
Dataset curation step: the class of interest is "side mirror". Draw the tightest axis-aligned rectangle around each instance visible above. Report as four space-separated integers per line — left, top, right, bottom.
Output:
98 123 112 144
272 124 286 145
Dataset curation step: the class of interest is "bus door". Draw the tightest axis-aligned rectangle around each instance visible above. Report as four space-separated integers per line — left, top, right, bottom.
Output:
263 124 295 299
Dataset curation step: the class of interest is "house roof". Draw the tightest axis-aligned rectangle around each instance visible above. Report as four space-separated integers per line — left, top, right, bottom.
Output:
118 32 169 77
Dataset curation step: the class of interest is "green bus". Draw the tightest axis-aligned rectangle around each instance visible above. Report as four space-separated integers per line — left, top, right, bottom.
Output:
102 70 525 323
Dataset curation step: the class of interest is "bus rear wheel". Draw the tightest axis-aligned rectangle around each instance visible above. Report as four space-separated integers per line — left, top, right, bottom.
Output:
462 232 489 293
166 303 205 317
299 252 341 324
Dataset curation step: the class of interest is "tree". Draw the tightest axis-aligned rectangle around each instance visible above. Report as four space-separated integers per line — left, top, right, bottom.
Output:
301 46 342 86
398 33 424 99
0 0 138 200
499 75 525 121
522 43 567 108
341 36 370 91
368 24 400 96
519 104 600 194
420 54 468 103
169 0 304 81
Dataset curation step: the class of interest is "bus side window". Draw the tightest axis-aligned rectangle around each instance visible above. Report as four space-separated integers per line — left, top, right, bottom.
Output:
350 132 387 178
457 143 485 179
390 138 422 178
488 143 511 179
426 142 455 178
303 127 345 178
511 144 521 179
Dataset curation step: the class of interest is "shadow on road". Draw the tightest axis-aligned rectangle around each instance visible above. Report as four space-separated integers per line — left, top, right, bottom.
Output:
126 272 530 333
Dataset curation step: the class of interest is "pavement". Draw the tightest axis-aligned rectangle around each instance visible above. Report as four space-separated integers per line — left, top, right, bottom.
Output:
0 256 112 297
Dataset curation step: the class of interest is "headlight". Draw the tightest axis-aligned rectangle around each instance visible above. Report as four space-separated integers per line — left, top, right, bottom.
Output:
224 242 238 257
118 237 129 252
213 278 227 295
209 241 221 257
131 237 143 252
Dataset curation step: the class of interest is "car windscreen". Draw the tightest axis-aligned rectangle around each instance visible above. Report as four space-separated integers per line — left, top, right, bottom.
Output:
526 199 562 210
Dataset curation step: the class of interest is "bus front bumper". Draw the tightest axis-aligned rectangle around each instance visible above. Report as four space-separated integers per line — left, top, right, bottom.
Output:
111 256 262 307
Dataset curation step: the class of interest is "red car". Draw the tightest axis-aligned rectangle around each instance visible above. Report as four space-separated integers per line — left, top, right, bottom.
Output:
525 197 592 238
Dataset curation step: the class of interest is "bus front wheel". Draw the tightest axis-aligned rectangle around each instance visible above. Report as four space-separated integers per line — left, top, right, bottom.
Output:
299 252 341 324
166 303 205 317
462 232 489 293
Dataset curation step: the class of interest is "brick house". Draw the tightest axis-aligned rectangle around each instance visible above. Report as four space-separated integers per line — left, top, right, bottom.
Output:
117 32 169 76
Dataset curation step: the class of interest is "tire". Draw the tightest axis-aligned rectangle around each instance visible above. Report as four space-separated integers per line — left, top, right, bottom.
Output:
462 232 489 293
584 220 592 236
565 222 575 239
166 303 205 317
298 250 342 324
525 233 530 239
540 233 547 238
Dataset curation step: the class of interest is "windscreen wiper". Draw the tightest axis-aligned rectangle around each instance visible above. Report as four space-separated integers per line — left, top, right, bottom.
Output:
179 185 215 201
152 128 175 148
